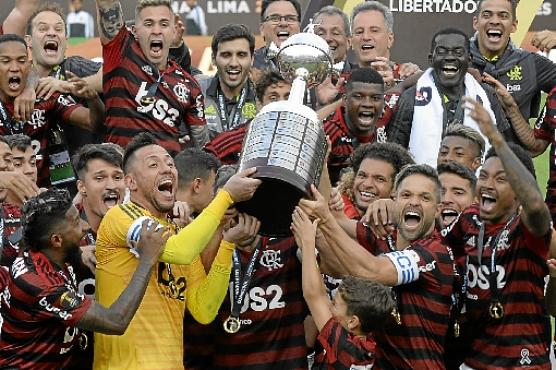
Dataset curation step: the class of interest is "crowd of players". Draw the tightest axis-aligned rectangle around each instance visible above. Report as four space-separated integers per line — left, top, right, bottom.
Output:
0 0 555 369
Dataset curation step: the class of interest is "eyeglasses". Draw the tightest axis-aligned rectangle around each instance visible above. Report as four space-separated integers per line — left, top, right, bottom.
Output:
434 46 467 58
263 14 300 24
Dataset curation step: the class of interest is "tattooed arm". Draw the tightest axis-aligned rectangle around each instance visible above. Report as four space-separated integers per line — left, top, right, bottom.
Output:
95 0 124 44
464 97 551 237
77 220 169 335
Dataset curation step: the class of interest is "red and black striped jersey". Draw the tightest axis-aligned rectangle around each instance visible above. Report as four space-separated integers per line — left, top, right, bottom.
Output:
103 27 206 155
534 87 556 223
184 237 308 369
0 94 79 187
312 317 375 370
341 194 361 220
0 202 23 267
203 123 248 165
442 204 551 369
324 105 390 185
356 223 454 370
0 249 92 370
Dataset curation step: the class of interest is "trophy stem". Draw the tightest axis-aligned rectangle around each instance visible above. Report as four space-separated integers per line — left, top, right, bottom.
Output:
288 71 308 103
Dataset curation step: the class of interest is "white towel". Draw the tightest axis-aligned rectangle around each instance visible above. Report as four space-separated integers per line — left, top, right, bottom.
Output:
408 68 495 167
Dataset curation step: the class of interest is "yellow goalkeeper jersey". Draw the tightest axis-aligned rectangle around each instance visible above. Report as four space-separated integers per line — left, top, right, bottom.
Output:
93 191 235 370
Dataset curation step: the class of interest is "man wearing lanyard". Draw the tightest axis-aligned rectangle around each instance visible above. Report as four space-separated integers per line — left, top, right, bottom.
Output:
442 98 552 369
0 34 103 188
199 24 258 140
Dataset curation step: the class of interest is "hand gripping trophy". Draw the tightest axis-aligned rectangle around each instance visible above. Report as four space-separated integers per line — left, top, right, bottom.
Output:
236 27 332 236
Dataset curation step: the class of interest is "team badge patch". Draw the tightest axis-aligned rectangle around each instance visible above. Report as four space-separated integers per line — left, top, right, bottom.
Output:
241 102 257 119
173 83 190 103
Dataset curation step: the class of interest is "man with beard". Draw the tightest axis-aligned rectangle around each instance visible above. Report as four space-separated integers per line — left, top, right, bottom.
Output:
436 161 476 370
337 142 413 220
200 24 257 139
387 28 512 166
0 34 104 188
442 97 552 369
470 0 556 122
0 188 170 369
204 70 291 165
324 67 388 185
298 164 454 369
94 133 261 369
437 162 477 229
95 0 208 153
184 166 309 370
437 123 486 173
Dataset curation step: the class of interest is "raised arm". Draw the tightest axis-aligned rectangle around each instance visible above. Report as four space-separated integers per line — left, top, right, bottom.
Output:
77 220 168 335
95 0 124 44
298 185 398 286
482 73 549 156
292 207 332 331
3 0 40 36
464 97 551 237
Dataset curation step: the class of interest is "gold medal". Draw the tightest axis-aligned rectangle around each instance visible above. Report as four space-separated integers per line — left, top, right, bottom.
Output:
223 316 241 334
168 280 180 299
489 301 504 319
454 321 460 338
140 96 156 106
392 308 401 325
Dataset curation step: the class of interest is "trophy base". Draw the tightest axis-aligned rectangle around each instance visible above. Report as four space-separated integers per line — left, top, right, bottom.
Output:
235 165 309 237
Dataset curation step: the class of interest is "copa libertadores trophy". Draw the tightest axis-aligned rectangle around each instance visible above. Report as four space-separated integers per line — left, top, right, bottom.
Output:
236 29 332 236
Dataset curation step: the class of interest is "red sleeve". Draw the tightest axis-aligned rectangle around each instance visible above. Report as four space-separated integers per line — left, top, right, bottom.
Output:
534 89 556 141
356 221 378 254
51 94 80 122
316 317 347 364
184 77 206 127
32 284 92 326
102 26 129 73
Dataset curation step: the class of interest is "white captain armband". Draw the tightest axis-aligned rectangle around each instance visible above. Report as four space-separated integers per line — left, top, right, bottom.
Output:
384 250 420 285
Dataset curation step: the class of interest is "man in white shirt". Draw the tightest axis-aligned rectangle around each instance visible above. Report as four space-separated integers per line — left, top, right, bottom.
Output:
66 0 95 38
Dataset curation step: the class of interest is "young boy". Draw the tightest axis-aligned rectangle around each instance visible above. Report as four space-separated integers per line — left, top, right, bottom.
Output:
291 207 395 370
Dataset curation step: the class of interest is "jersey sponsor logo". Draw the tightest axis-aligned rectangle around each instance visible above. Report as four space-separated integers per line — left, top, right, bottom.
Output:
157 262 186 301
11 257 28 279
39 296 73 320
467 264 506 290
57 95 76 107
506 65 523 81
259 249 283 271
78 277 96 299
231 283 286 315
506 84 521 93
419 260 437 273
173 82 190 103
414 86 432 106
135 82 180 127
141 65 154 76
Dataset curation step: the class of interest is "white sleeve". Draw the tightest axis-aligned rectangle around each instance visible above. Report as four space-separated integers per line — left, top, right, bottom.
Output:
384 250 420 286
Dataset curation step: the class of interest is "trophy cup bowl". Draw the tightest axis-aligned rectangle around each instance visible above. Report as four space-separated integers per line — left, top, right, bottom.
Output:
236 32 332 237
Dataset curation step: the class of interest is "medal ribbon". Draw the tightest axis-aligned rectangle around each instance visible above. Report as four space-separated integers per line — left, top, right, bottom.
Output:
216 79 250 132
230 238 264 319
476 213 518 315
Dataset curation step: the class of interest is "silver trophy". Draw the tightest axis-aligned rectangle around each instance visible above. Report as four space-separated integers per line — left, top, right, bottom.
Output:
237 31 332 236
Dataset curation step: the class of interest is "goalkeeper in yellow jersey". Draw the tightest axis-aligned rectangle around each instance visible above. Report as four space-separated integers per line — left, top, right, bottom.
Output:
93 133 261 370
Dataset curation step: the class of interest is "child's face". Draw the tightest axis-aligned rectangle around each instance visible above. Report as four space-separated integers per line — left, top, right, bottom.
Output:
331 293 353 330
